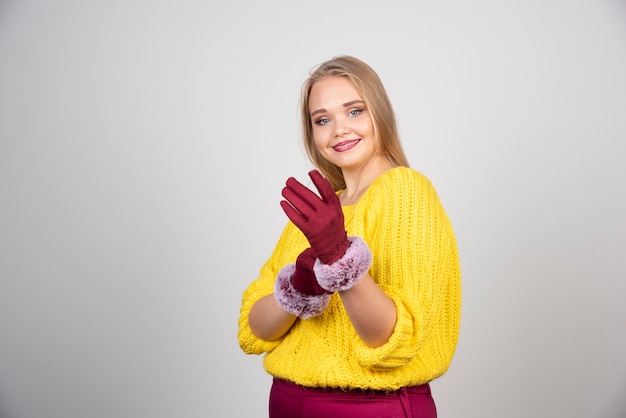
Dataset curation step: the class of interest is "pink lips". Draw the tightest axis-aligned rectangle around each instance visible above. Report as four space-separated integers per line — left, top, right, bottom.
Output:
332 139 361 152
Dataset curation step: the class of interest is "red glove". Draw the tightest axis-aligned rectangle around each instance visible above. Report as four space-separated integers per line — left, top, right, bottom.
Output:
291 248 331 295
280 170 350 265
274 248 331 318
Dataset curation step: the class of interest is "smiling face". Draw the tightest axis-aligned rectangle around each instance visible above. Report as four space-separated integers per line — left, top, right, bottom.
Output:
308 76 382 172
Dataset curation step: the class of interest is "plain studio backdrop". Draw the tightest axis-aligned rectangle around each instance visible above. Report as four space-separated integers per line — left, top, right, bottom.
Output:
1 1 625 417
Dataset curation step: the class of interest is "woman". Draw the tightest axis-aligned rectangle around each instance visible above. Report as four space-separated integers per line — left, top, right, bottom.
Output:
238 55 461 418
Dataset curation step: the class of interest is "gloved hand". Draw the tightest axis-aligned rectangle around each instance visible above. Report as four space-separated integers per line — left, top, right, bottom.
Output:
274 247 332 319
280 170 350 265
291 247 331 295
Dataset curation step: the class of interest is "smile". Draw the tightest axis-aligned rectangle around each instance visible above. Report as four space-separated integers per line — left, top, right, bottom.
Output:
332 139 361 152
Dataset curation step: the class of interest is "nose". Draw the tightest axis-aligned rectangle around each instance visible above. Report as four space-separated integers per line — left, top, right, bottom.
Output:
334 118 349 137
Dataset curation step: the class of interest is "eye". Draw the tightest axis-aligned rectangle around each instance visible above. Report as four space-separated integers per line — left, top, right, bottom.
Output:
314 117 330 125
348 108 363 117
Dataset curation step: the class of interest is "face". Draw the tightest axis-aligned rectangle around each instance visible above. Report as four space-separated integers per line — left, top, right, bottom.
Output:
308 76 381 171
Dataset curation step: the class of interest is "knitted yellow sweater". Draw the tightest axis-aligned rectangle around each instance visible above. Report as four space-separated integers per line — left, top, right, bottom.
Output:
238 166 461 391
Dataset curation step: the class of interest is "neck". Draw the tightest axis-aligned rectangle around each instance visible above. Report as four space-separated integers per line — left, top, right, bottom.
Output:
340 156 395 205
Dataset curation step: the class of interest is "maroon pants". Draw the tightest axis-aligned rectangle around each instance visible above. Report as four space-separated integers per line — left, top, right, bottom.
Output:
269 378 437 418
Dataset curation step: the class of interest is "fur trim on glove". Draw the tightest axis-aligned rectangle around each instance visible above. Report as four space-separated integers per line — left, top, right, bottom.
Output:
274 263 331 319
314 236 372 292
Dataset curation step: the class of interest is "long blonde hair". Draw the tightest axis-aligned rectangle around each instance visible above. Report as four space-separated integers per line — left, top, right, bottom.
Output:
300 55 409 191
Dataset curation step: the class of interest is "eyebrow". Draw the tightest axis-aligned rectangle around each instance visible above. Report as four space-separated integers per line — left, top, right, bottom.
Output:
310 100 365 117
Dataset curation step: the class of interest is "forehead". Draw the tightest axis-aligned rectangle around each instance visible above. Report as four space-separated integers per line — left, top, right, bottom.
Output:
309 76 362 108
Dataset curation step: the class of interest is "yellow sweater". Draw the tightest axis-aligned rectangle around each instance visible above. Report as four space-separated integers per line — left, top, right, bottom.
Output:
238 166 461 391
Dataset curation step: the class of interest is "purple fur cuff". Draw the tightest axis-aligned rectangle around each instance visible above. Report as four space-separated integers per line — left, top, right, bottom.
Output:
274 263 331 319
313 236 372 292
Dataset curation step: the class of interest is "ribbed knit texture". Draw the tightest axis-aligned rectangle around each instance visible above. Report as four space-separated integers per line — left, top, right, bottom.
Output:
238 166 461 391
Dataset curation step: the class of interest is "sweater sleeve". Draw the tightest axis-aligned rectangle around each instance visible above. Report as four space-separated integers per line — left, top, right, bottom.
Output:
349 168 461 370
237 223 308 355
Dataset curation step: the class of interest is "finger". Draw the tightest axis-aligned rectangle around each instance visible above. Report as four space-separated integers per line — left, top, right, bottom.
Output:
308 170 339 205
280 200 308 226
302 247 316 259
284 177 322 211
297 247 317 265
281 186 316 220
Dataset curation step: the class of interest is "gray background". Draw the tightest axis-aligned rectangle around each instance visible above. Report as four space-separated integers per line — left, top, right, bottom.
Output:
1 0 625 417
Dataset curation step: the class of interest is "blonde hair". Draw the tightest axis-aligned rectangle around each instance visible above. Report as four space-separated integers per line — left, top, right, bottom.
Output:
300 55 409 191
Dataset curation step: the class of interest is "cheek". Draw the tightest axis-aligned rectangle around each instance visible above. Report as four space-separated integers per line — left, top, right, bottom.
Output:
313 138 328 154
312 126 330 147
359 118 375 135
